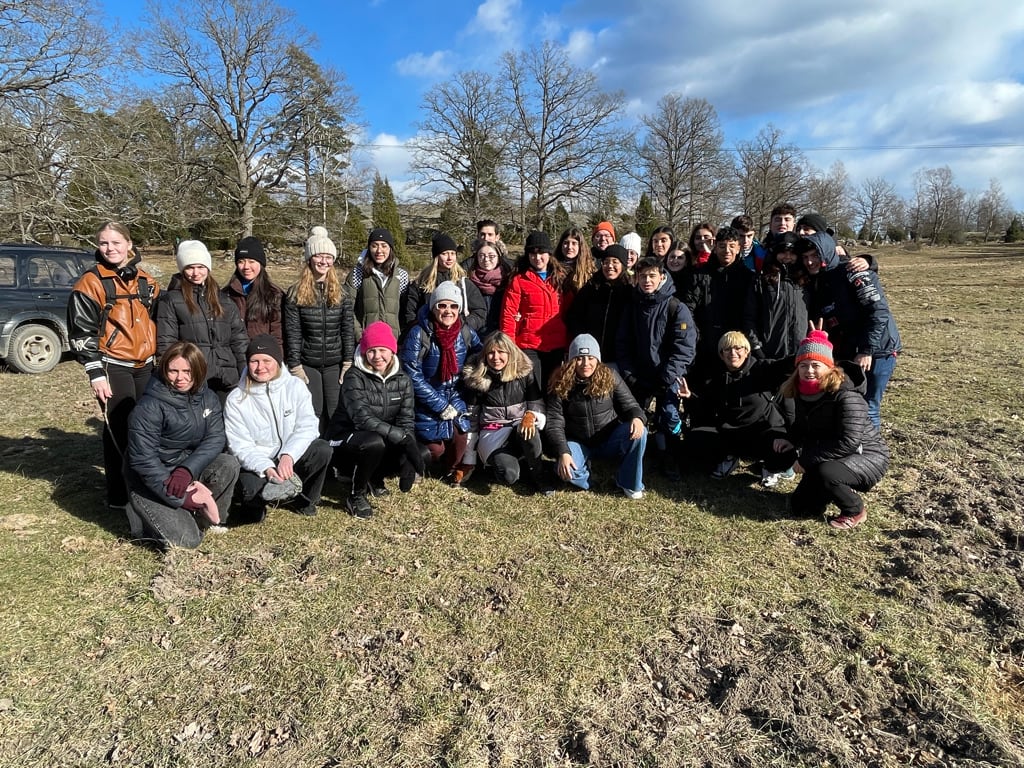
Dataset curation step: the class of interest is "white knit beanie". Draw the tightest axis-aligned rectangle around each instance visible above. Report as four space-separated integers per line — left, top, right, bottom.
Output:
304 227 337 260
620 232 642 254
176 240 213 272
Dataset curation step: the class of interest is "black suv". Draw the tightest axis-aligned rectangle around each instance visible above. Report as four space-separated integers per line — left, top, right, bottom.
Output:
0 243 93 373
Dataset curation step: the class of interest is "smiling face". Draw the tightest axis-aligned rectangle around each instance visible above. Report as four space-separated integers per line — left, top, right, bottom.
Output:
528 250 550 272
561 236 580 261
771 213 795 234
592 229 614 249
797 359 829 381
692 228 714 253
637 268 664 295
720 344 750 371
365 347 393 373
436 249 457 270
236 258 262 282
183 264 208 285
248 353 279 383
433 300 460 328
574 355 598 379
97 226 132 268
650 233 672 258
666 249 687 273
715 239 740 266
601 256 623 281
802 248 822 274
486 346 509 372
369 240 390 264
165 356 194 392
475 245 499 270
309 253 334 279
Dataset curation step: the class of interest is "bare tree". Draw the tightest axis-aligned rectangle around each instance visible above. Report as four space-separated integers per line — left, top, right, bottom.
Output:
140 0 354 238
637 95 725 230
502 42 632 230
734 125 809 233
913 166 965 243
852 176 900 242
975 178 1013 242
410 70 510 230
805 161 853 234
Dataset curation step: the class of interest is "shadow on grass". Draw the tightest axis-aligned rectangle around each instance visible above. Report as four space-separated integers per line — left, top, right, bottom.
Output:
0 418 126 536
649 464 796 522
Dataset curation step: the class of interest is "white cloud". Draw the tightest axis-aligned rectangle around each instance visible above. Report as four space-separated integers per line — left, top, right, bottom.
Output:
363 132 414 187
395 51 452 79
473 0 521 34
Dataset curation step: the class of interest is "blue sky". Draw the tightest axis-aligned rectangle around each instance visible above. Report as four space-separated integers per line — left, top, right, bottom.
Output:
101 0 1024 214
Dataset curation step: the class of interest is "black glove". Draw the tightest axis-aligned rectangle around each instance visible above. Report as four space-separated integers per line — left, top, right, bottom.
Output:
398 433 425 476
164 466 192 499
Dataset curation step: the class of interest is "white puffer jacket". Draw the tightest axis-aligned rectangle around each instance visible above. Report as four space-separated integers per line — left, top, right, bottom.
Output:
224 366 320 474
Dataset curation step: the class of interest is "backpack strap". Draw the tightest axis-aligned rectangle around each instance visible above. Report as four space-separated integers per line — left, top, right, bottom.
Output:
87 265 154 335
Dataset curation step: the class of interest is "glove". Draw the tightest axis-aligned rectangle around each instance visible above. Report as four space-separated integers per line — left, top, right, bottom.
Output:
519 411 537 440
398 433 425 476
164 467 192 499
439 404 459 421
290 365 309 384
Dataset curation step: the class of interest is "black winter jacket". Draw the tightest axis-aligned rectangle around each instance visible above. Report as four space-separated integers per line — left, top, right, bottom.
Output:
683 258 754 360
156 276 248 390
125 376 226 507
565 276 632 366
283 282 355 369
402 271 487 333
326 355 415 443
743 271 809 360
785 361 889 486
545 369 645 454
694 356 793 432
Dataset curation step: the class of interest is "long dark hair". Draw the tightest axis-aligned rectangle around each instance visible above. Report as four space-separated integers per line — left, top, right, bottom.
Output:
238 267 282 325
181 274 224 318
645 225 677 259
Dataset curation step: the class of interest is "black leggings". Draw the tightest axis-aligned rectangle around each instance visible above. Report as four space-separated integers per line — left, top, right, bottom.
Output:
791 460 874 517
102 363 153 506
302 363 341 433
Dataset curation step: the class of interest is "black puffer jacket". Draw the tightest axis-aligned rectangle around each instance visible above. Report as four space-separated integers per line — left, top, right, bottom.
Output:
565 276 632 366
683 258 754 360
545 368 645 454
283 282 355 369
785 361 889 485
156 275 248 390
125 376 226 507
743 268 809 360
326 354 415 443
694 356 793 432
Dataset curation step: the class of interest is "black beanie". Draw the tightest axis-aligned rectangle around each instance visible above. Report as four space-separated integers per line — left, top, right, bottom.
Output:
367 228 396 252
432 233 458 258
796 213 828 234
235 236 266 268
246 334 283 366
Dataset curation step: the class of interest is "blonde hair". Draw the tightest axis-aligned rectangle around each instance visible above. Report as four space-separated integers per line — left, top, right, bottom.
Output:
718 331 750 354
416 257 467 294
295 260 342 306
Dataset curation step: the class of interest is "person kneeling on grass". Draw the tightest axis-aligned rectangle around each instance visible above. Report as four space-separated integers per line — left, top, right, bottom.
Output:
683 331 797 487
545 334 648 499
461 331 553 495
125 341 239 548
326 322 425 519
224 334 332 520
772 328 889 530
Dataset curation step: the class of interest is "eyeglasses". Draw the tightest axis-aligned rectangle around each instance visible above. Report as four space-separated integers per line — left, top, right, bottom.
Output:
435 302 459 310
312 254 335 262
722 346 747 354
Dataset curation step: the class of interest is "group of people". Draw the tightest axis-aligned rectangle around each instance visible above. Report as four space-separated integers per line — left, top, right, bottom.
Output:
67 208 896 548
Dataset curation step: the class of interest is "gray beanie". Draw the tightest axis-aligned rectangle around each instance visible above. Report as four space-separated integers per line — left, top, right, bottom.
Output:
304 227 337 260
176 240 212 272
430 280 462 311
568 333 601 362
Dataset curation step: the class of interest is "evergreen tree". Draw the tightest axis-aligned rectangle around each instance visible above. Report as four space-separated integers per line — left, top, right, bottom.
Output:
1005 216 1024 243
341 203 368 265
372 173 405 258
635 193 657 241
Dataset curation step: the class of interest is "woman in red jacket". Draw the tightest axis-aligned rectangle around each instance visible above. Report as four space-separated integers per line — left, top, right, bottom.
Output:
500 231 568 387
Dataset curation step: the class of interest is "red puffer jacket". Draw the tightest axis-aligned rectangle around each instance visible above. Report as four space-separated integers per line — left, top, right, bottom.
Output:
499 270 567 353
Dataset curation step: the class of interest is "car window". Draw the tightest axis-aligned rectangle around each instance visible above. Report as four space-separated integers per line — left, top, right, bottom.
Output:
0 256 14 288
26 254 77 288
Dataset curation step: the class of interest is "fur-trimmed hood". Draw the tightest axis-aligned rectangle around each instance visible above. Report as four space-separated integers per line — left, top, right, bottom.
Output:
461 344 534 393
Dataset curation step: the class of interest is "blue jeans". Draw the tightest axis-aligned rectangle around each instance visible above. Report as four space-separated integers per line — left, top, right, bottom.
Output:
564 422 647 494
866 354 897 429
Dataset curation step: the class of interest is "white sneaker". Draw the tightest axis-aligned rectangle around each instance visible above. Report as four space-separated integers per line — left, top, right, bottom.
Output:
261 475 303 502
761 468 782 488
619 486 644 500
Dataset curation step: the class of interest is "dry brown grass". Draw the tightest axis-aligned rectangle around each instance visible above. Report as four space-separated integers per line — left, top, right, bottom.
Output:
1 244 1024 766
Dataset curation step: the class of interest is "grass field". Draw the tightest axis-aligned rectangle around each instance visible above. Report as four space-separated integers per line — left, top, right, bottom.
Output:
1 243 1023 766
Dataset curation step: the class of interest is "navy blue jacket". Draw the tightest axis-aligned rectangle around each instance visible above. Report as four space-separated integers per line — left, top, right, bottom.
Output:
617 276 697 395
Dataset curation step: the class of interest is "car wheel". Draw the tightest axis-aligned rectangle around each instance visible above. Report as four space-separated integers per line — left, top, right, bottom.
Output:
7 324 62 373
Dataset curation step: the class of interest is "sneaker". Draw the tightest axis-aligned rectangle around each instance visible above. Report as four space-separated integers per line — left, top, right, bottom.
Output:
761 468 782 488
205 525 229 535
261 475 302 503
294 503 317 517
345 494 373 519
368 482 390 498
711 456 738 479
779 467 796 481
618 485 644 500
399 469 417 493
